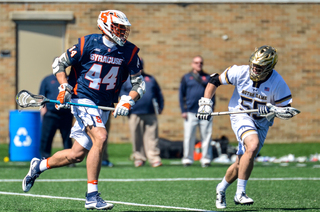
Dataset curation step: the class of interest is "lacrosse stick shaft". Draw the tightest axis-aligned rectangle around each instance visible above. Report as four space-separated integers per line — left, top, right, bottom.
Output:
48 100 115 111
16 90 115 111
210 109 258 116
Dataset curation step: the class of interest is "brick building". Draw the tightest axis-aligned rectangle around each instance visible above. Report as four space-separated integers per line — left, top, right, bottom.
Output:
0 1 319 144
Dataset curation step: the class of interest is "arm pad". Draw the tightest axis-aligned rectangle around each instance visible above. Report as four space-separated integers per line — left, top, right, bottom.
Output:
209 73 221 87
130 75 146 100
52 52 71 76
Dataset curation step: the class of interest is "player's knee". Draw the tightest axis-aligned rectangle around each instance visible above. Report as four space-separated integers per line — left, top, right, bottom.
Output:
244 139 259 156
92 134 107 148
246 143 259 156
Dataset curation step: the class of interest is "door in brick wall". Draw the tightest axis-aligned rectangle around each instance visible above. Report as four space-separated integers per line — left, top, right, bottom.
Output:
17 21 66 147
17 21 65 95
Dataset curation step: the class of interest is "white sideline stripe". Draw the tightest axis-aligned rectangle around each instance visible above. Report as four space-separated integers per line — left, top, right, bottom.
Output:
0 191 212 212
1 177 320 183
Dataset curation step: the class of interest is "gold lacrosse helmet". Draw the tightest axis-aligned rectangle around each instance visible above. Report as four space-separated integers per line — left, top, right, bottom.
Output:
249 45 278 82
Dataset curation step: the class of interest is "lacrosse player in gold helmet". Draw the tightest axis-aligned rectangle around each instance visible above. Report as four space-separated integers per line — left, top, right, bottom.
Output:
197 45 297 209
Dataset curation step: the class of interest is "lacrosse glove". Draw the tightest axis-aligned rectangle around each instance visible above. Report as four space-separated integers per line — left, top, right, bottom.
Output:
196 97 213 120
258 103 276 121
55 83 73 110
113 95 135 118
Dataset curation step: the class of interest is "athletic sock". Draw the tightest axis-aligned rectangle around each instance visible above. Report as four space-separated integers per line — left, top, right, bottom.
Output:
217 177 231 192
236 179 247 196
39 157 51 172
88 180 98 194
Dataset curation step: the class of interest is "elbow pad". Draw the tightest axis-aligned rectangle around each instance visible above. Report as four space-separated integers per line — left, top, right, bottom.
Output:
131 75 146 100
52 52 71 76
209 73 221 87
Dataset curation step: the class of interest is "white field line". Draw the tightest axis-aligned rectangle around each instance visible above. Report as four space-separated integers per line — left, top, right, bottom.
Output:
1 177 320 183
1 177 319 211
0 191 213 212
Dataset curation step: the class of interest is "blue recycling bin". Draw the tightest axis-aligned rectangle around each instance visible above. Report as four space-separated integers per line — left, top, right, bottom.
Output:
9 110 41 161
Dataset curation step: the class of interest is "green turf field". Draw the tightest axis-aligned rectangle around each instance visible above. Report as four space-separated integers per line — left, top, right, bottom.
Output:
0 143 320 211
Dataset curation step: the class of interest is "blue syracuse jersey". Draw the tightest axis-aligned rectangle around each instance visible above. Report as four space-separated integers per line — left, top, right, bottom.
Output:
67 34 141 106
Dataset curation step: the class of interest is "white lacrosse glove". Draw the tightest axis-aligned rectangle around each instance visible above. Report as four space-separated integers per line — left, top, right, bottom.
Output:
55 83 73 110
114 95 135 118
258 104 275 121
196 97 213 120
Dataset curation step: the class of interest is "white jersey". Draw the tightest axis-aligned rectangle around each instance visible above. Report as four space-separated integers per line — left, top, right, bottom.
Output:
220 65 292 128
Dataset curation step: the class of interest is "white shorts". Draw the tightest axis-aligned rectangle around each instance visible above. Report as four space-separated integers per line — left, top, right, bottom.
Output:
230 114 269 156
69 98 110 150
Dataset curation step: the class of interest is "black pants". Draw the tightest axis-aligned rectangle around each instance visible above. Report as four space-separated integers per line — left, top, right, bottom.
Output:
40 112 73 158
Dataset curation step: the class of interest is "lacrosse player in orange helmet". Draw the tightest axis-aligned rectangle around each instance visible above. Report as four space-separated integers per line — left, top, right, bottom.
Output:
197 46 297 209
22 10 145 210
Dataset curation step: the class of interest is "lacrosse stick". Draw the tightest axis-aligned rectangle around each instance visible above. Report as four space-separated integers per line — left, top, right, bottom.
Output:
210 109 259 116
210 105 300 121
16 90 115 111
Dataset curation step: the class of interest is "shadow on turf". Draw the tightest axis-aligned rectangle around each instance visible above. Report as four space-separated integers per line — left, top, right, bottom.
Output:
113 211 256 212
107 209 257 212
217 208 320 211
47 208 320 212
261 208 320 211
50 210 191 212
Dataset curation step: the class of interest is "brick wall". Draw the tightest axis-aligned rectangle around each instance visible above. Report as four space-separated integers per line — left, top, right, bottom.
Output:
0 3 319 144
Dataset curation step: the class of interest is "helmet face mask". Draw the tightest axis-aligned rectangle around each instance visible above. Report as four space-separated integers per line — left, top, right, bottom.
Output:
250 63 268 81
249 45 278 82
97 10 131 46
111 23 130 42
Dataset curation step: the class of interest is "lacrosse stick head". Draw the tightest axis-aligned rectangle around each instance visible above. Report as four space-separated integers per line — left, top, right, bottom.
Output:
277 106 301 120
274 106 301 120
266 103 301 120
16 90 47 108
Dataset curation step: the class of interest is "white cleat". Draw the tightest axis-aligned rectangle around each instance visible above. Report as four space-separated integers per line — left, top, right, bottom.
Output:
22 158 41 192
234 192 254 206
216 188 226 209
85 192 114 210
